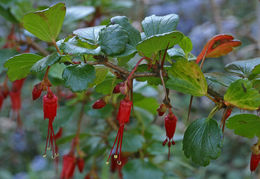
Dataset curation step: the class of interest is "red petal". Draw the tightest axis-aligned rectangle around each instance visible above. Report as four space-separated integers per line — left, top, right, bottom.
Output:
117 98 132 125
43 90 58 120
164 112 177 139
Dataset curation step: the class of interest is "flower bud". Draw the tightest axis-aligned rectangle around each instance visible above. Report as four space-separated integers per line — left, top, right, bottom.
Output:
32 83 43 100
92 99 106 109
157 104 167 116
77 158 85 173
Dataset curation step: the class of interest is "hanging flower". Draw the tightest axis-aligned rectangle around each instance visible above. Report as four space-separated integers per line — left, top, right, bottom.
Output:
43 87 58 158
106 97 132 165
162 110 177 160
61 154 76 179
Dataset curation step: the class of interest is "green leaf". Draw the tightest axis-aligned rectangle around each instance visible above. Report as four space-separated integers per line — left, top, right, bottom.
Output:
178 36 192 54
22 3 66 42
98 24 129 56
166 60 208 96
62 64 95 92
205 72 240 97
31 53 61 72
111 16 141 46
60 38 101 56
48 63 66 80
225 58 260 78
167 47 186 60
226 114 260 138
137 31 183 57
65 6 95 24
95 76 121 94
4 53 42 81
89 67 108 87
133 93 159 115
123 159 163 179
183 118 223 166
249 64 260 80
0 49 18 73
73 26 105 45
141 14 179 37
224 79 260 110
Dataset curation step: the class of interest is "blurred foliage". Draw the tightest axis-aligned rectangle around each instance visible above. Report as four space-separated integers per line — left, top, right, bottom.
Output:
0 0 259 179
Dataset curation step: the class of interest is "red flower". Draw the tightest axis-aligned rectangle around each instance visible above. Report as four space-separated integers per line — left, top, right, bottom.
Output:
250 153 260 172
12 79 25 92
43 88 58 158
77 158 85 173
107 98 132 165
61 154 76 179
92 99 106 109
32 82 43 100
9 90 21 112
162 110 177 160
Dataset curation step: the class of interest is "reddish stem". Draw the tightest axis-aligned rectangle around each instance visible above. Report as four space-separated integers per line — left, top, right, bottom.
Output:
127 56 152 85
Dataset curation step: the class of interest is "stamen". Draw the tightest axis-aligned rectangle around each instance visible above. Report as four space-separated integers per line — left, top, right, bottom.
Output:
106 127 121 164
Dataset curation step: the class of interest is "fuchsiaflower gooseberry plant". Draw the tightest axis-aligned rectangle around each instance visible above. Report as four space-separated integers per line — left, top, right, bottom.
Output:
1 2 260 178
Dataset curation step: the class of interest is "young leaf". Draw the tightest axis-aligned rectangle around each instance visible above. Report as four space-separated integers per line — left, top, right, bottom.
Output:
62 64 95 92
136 31 183 57
226 114 260 138
31 53 61 72
183 118 223 166
225 58 260 78
224 79 260 110
166 60 208 96
98 24 129 56
111 16 141 46
196 34 241 63
73 26 105 45
22 3 66 42
141 14 179 37
4 53 42 81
